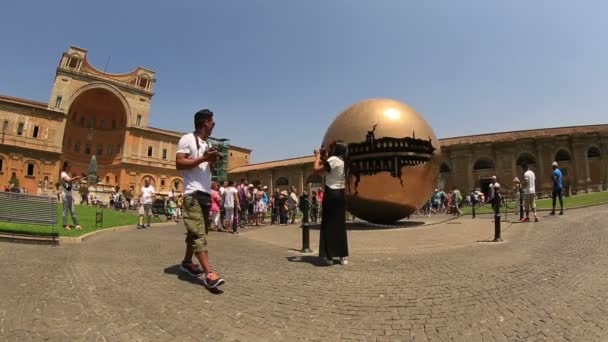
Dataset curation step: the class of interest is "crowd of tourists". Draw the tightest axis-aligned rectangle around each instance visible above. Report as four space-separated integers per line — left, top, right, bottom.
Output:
206 181 325 234
422 160 566 222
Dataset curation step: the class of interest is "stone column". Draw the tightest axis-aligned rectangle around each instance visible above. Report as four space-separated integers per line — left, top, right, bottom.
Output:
571 139 588 193
268 173 273 194
601 136 608 190
534 141 548 194
298 170 304 195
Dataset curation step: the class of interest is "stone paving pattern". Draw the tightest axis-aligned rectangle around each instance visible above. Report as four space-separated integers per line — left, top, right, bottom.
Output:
1 206 608 341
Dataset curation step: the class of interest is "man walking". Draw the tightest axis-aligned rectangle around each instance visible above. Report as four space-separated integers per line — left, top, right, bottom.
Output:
550 161 564 215
176 109 224 289
521 163 539 223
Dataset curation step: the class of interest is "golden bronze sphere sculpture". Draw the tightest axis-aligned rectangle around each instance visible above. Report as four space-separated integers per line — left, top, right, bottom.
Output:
322 99 441 224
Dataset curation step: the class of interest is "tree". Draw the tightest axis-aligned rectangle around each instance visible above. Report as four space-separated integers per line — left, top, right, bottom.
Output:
9 172 19 189
87 155 98 185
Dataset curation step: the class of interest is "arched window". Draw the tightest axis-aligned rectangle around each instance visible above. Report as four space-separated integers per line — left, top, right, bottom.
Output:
473 158 495 171
516 153 536 167
276 177 289 186
555 149 571 162
440 163 451 173
588 146 601 160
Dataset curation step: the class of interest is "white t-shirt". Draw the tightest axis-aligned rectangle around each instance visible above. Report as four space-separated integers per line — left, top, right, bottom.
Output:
60 171 73 197
489 182 500 199
523 170 536 194
325 156 345 189
177 133 212 195
140 186 155 205
223 187 238 208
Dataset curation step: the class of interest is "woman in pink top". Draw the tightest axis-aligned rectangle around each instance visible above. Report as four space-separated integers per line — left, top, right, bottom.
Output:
210 182 222 231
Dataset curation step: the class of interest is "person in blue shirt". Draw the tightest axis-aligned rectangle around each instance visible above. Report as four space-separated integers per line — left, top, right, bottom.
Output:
550 161 564 215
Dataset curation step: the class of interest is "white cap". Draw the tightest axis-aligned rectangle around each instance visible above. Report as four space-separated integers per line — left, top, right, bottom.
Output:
552 161 558 167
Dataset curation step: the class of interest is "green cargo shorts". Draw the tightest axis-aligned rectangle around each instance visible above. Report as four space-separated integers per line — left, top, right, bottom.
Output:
183 192 212 254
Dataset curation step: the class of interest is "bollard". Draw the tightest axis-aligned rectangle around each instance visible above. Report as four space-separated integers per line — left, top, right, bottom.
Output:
301 224 312 253
472 204 476 219
493 213 502 242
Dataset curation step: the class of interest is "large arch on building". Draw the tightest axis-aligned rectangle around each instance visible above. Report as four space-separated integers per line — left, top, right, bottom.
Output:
62 85 129 177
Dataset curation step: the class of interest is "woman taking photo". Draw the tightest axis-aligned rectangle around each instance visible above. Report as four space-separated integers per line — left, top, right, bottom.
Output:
313 141 348 266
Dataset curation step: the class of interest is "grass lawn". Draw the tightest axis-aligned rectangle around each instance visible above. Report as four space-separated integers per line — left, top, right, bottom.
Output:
461 191 608 215
0 205 141 237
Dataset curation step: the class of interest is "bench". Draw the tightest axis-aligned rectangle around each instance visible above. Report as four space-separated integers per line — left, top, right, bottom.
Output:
0 192 58 225
0 192 58 244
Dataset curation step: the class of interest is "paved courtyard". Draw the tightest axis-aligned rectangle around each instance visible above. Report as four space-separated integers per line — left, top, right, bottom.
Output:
1 205 608 342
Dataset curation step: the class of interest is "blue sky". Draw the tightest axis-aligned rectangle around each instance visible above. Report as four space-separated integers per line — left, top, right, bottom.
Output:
1 1 608 163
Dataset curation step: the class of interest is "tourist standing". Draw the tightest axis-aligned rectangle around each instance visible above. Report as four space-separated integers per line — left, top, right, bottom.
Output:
299 191 310 226
310 191 319 223
222 181 239 234
513 177 524 220
60 161 82 230
175 109 224 289
521 163 539 222
210 182 222 231
287 186 299 224
138 178 155 229
452 187 463 216
313 141 348 266
489 176 501 215
271 188 280 224
550 161 564 215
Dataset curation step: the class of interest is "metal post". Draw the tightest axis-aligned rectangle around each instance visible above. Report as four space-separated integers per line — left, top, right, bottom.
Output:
472 202 476 219
493 212 502 241
519 193 524 221
492 195 502 241
301 224 312 253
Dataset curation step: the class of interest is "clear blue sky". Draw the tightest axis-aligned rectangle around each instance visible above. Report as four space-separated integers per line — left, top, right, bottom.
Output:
1 1 607 163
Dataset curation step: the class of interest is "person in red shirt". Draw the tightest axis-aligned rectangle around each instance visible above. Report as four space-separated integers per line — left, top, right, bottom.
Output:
210 182 222 231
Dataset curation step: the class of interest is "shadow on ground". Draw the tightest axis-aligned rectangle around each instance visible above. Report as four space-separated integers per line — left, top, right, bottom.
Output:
163 264 223 294
286 256 347 267
303 220 426 231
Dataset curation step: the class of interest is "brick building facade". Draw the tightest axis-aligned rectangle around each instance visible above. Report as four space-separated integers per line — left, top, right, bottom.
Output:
0 46 250 201
229 125 608 199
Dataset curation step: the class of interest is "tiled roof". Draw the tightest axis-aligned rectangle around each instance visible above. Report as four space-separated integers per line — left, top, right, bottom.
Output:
440 124 608 147
229 124 608 173
229 156 315 173
0 95 49 110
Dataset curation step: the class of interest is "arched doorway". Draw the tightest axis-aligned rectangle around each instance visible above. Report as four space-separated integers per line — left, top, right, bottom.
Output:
473 157 495 196
61 86 128 177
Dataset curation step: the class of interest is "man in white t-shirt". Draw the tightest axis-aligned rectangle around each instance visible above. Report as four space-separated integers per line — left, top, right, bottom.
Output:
521 163 539 223
138 178 155 228
175 109 224 289
488 176 501 215
60 161 82 230
222 180 239 233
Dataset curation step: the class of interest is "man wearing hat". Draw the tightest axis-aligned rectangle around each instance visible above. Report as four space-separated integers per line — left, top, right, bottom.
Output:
550 161 564 215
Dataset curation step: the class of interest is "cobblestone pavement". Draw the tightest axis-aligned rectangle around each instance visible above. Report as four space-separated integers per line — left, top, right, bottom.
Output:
2 205 608 342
